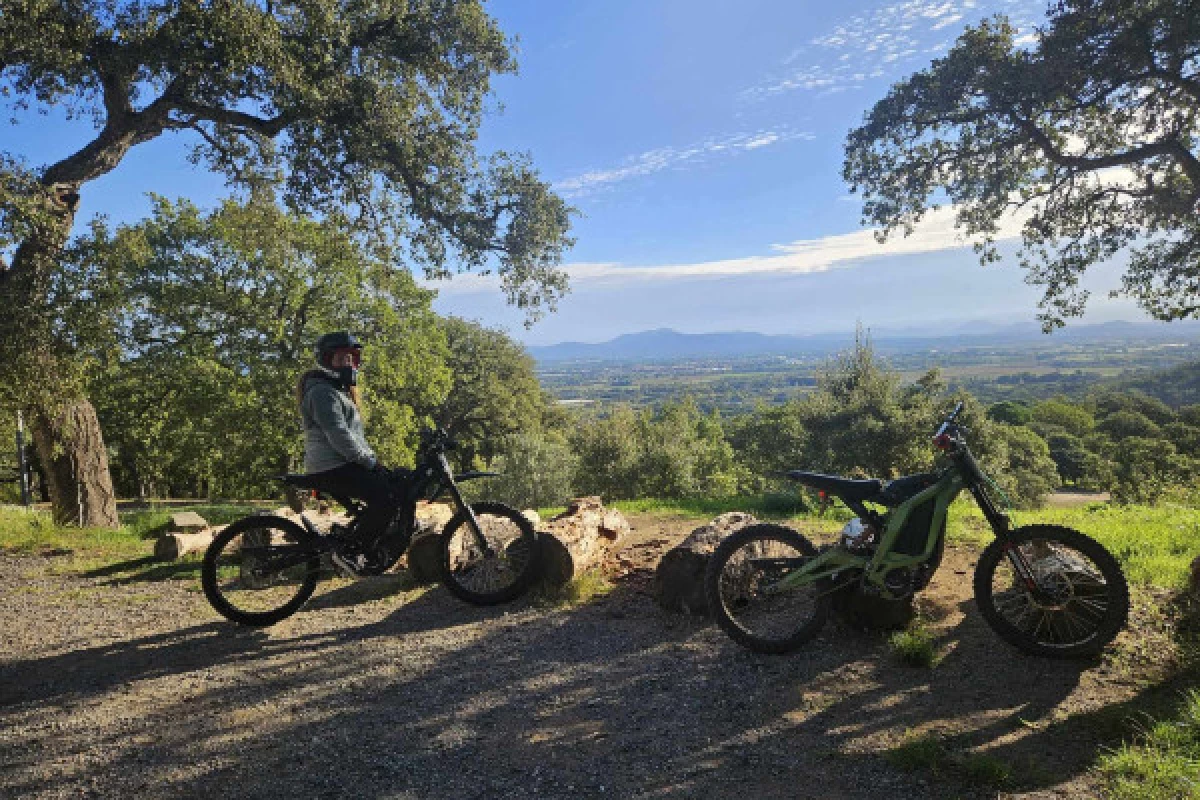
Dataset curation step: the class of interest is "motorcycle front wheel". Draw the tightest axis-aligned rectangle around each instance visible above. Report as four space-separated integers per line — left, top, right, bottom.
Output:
439 502 541 605
974 525 1129 658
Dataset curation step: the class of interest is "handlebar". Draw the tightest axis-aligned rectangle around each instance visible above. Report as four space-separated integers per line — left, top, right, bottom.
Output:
933 401 966 451
419 427 458 452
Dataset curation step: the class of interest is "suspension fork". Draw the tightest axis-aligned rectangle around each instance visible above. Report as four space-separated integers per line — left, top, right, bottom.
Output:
440 455 494 557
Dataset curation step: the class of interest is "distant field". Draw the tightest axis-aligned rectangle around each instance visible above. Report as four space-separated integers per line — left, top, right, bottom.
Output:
538 336 1200 412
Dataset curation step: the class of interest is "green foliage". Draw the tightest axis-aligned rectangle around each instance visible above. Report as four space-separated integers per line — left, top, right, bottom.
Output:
481 432 578 510
1098 411 1164 441
426 317 548 467
843 0 1200 325
1097 689 1200 800
1030 400 1094 437
990 424 1062 509
569 399 742 502
1108 437 1193 506
67 193 451 497
888 623 941 667
987 401 1031 426
0 0 574 317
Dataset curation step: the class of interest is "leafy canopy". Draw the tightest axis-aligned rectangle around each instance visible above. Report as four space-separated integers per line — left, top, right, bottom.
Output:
844 0 1200 326
0 0 573 313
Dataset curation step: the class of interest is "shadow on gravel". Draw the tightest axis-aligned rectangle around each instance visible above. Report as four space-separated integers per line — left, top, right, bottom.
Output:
2 577 1188 799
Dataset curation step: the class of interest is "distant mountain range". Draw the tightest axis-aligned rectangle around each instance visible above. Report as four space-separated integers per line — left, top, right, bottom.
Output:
527 321 1200 363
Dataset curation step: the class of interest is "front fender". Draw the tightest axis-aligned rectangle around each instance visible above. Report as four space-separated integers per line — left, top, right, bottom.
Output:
454 470 501 482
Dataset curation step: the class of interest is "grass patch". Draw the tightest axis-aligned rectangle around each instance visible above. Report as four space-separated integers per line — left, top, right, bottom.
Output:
947 501 1200 589
0 503 265 582
888 622 941 668
1097 689 1200 800
534 569 613 608
886 730 1012 788
886 730 947 773
960 752 1013 787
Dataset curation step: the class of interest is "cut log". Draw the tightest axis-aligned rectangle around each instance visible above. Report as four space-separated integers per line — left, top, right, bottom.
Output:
654 512 758 615
401 503 459 584
170 511 208 531
538 497 630 586
155 529 216 560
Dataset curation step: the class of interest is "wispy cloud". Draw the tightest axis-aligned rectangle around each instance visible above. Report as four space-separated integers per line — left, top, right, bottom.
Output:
746 0 1045 99
554 127 813 197
433 205 1029 294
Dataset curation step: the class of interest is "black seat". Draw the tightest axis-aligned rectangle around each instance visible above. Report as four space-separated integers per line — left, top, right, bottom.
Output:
786 471 883 502
276 473 327 491
274 473 360 514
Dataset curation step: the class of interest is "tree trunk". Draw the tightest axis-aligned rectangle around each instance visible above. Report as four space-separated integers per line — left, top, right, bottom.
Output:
2 190 120 528
31 397 119 527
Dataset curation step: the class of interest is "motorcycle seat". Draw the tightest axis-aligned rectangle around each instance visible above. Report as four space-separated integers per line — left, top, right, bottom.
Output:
785 471 884 502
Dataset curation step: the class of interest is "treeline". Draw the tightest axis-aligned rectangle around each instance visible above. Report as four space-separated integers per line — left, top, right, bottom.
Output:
488 334 1200 510
3 194 1197 510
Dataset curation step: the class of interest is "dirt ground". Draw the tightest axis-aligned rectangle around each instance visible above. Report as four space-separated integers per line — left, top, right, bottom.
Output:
0 510 1188 799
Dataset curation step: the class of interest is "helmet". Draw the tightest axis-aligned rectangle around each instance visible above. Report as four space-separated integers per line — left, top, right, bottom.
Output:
314 331 363 388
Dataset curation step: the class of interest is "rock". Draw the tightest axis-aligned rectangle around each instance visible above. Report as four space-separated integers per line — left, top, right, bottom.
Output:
169 511 208 531
653 512 758 615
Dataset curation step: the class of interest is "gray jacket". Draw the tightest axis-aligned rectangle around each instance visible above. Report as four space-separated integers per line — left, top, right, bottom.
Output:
300 371 377 473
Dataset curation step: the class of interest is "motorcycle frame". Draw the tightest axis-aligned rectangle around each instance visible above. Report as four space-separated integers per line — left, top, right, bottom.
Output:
770 439 1017 599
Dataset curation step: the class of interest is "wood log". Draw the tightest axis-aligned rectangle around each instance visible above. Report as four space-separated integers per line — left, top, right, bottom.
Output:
401 503 459 584
538 497 629 586
654 512 758 615
154 529 215 560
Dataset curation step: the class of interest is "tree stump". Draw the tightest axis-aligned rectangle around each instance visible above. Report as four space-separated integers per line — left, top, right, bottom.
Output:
654 512 758 615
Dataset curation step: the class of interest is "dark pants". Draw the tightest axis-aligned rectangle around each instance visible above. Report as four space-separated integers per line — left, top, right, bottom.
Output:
306 463 397 539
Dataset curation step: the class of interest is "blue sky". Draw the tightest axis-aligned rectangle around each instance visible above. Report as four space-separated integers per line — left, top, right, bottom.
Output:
4 0 1154 344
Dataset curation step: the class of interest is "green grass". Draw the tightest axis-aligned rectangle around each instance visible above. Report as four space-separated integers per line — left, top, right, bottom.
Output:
0 503 266 582
888 622 941 668
534 569 613 608
1097 689 1200 800
885 730 1012 788
886 730 948 773
946 501 1200 589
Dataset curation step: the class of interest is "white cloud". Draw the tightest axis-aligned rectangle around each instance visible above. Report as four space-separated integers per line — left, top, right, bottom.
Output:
431 205 1030 294
554 128 813 197
745 0 1045 99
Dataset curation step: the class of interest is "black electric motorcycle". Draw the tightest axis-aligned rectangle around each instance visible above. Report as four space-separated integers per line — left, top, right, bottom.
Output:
201 428 540 626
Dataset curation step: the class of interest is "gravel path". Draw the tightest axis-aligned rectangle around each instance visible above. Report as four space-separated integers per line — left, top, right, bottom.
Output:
0 514 1172 799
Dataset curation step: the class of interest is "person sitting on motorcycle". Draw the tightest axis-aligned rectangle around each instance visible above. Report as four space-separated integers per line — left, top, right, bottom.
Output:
295 331 397 552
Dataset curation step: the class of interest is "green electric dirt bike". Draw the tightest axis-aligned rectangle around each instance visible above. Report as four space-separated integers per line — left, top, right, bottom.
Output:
704 402 1130 658
201 428 541 626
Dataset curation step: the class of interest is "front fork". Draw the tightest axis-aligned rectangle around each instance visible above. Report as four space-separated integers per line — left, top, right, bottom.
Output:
440 455 494 557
